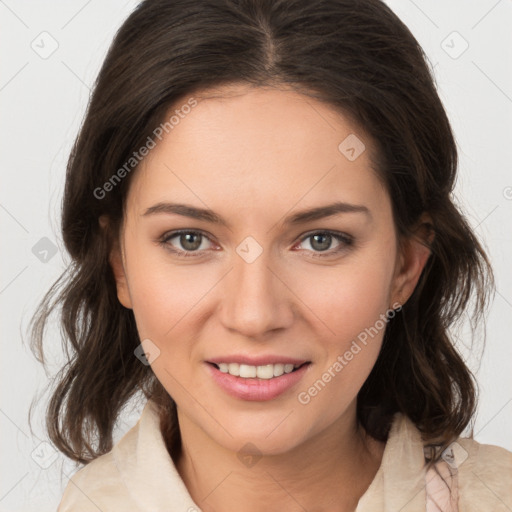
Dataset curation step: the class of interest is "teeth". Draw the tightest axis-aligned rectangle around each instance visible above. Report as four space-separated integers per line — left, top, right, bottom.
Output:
228 362 239 376
273 364 284 377
219 363 229 373
216 362 303 379
284 363 295 373
239 364 257 378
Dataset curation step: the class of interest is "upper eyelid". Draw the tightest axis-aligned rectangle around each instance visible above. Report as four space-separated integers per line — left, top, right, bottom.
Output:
161 229 213 241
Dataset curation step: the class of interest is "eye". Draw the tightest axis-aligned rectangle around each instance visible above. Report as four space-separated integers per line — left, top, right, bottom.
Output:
295 231 354 257
159 230 215 257
158 229 354 259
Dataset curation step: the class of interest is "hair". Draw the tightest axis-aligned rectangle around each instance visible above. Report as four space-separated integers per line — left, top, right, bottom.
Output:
30 0 493 475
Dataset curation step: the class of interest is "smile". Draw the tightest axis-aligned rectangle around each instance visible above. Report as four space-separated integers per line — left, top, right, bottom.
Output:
205 362 312 401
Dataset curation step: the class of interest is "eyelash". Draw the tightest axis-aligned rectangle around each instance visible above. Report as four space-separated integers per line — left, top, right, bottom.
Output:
158 229 354 259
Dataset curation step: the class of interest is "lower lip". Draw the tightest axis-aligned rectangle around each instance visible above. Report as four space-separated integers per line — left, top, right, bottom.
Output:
205 362 311 401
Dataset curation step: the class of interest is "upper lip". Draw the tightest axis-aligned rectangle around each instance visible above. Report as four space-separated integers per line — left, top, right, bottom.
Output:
207 355 310 366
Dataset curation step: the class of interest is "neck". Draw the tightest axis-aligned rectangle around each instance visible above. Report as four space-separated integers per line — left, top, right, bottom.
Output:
173 403 385 512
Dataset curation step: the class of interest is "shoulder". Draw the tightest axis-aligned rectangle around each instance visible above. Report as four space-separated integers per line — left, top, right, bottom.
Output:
57 408 145 511
454 436 512 511
57 450 134 511
57 399 195 511
390 413 512 511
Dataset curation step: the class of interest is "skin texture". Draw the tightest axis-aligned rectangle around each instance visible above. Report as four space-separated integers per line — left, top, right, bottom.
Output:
109 84 431 512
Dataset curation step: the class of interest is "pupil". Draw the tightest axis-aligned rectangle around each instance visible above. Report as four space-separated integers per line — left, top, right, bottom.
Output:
311 233 331 251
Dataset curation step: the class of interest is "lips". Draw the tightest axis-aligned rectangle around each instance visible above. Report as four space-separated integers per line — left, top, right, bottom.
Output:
205 361 312 401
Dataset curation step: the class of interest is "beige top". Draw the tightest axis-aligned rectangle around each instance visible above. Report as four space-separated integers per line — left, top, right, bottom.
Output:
57 399 512 511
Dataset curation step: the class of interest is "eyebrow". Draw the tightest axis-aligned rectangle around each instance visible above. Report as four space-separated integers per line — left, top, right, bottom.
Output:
142 201 371 228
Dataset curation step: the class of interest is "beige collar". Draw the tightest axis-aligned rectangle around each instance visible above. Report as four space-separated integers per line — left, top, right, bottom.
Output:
114 400 433 511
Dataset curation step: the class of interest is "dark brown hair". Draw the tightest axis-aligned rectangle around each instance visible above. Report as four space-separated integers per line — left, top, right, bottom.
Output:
30 0 493 473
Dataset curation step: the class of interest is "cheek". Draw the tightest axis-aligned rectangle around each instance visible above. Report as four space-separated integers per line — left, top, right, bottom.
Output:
293 264 393 424
291 246 396 399
124 249 213 393
124 238 216 338
296 255 395 345
334 266 393 336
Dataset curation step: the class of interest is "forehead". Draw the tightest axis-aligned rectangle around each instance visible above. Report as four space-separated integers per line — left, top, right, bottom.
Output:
127 84 389 220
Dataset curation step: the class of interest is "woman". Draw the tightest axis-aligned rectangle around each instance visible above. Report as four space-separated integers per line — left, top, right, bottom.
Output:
30 0 512 510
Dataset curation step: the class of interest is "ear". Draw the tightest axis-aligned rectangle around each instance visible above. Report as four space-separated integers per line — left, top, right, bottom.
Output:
390 213 434 307
99 215 133 309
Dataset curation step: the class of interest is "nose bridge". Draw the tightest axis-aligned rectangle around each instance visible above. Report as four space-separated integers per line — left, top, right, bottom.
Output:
220 241 292 336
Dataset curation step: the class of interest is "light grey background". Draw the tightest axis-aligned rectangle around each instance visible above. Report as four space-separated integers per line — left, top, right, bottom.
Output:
1 0 511 510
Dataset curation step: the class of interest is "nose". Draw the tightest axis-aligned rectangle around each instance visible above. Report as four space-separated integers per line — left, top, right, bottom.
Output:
219 248 295 338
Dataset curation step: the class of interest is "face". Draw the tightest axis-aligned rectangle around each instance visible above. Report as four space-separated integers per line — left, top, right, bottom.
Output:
109 84 429 456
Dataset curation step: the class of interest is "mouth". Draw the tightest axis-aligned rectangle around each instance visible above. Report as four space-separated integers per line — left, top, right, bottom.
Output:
205 361 312 401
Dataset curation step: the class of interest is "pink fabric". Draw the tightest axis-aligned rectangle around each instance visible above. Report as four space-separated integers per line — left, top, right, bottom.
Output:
425 461 459 511
424 445 459 512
